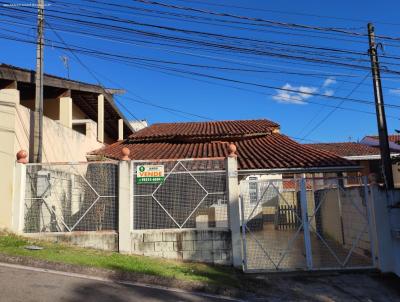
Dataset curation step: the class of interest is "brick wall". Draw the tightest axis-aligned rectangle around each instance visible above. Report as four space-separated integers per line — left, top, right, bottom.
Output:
130 229 232 265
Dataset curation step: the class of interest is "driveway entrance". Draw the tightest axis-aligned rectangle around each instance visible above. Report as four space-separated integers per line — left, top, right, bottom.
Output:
239 176 375 272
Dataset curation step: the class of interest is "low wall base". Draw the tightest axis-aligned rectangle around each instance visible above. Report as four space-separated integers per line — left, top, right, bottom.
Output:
24 231 118 252
130 228 232 265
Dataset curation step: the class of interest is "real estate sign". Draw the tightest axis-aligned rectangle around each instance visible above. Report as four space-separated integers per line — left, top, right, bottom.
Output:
136 165 165 184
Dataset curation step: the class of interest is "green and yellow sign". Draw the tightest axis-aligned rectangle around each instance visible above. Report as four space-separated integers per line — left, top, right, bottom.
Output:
136 165 165 184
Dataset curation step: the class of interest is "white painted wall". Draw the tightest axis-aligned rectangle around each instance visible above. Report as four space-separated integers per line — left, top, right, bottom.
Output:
15 104 104 162
0 89 20 229
239 174 283 223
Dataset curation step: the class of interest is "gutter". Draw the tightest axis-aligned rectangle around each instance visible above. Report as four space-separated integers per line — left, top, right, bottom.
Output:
344 154 400 161
238 165 361 175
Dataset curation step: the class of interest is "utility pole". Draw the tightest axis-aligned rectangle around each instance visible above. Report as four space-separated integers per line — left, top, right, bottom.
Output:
368 23 394 189
32 0 44 163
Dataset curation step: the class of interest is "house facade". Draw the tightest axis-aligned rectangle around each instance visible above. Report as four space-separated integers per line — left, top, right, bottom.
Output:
91 119 358 232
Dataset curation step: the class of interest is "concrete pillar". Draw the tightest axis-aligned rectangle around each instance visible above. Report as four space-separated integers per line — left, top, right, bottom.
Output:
97 94 104 143
225 143 242 268
59 96 72 128
300 177 313 269
119 148 133 253
12 161 26 233
118 119 124 141
0 88 20 229
369 184 394 272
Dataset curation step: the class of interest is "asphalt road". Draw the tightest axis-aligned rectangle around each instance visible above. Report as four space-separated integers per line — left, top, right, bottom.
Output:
0 263 240 302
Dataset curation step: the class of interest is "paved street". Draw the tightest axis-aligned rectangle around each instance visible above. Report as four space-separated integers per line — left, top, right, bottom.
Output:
0 263 239 302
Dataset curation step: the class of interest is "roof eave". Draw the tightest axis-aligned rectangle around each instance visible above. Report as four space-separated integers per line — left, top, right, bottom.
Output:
344 153 400 161
238 165 361 175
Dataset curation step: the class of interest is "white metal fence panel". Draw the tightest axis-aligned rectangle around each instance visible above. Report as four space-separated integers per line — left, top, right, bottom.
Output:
240 176 375 272
132 158 227 230
24 162 118 233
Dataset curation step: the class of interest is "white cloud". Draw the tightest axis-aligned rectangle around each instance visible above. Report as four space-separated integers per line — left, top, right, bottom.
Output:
389 88 400 96
272 83 318 105
323 77 337 88
323 89 335 97
298 86 318 99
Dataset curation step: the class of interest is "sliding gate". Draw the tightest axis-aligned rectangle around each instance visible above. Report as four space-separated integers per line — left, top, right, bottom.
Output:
239 177 375 272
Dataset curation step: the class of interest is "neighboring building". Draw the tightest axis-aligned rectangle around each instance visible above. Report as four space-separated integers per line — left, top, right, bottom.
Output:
361 134 400 151
0 64 134 162
129 120 148 132
306 141 400 187
0 64 134 229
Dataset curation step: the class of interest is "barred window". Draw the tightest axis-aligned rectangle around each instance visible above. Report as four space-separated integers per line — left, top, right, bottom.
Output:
249 176 258 204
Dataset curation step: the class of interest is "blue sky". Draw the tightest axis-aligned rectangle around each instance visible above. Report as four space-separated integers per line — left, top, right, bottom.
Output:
1 0 400 143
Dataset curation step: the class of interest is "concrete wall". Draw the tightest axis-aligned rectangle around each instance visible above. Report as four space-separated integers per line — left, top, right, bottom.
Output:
317 187 371 257
0 89 20 229
130 229 232 265
392 163 400 189
15 104 104 162
389 207 400 276
370 188 400 275
24 231 118 251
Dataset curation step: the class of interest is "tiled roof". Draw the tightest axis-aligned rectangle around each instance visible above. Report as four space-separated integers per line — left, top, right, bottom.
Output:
365 135 400 145
92 120 354 171
305 142 381 157
128 119 279 142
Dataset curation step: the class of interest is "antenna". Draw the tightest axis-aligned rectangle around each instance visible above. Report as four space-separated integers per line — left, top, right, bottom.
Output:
60 55 70 79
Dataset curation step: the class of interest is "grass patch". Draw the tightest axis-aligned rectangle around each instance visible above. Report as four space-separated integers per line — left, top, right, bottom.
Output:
0 233 240 287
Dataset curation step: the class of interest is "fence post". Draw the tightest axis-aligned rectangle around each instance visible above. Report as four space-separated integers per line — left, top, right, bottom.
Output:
118 147 133 254
300 176 313 269
363 175 377 268
11 150 28 233
225 143 242 268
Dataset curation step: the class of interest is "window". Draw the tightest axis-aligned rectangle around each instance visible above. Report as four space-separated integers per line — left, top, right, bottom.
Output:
249 176 258 204
72 124 86 135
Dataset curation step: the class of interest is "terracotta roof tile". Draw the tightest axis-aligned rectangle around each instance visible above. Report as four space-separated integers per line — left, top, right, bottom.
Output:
92 133 354 171
305 142 381 157
365 135 400 145
128 119 279 142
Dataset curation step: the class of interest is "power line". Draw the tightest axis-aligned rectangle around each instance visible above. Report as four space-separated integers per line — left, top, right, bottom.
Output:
301 73 370 139
1 29 400 115
133 0 369 37
170 0 400 28
5 5 400 75
0 4 372 61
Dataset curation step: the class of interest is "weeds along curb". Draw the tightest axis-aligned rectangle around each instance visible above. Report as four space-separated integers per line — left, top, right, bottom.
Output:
0 253 245 298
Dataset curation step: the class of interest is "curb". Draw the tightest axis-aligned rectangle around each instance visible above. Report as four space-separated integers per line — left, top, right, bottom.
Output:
0 253 245 300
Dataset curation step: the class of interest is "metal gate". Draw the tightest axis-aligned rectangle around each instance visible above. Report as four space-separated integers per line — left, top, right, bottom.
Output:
239 176 375 272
